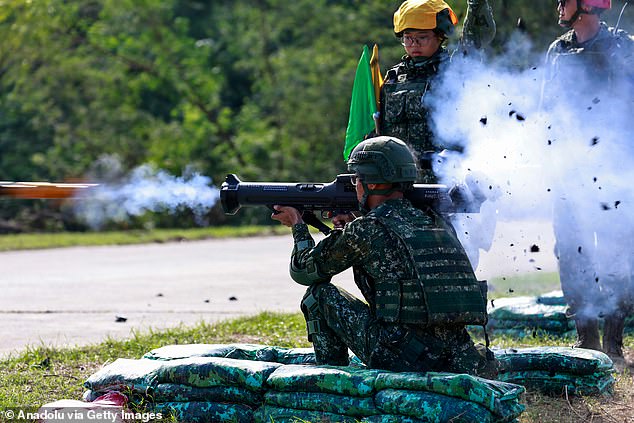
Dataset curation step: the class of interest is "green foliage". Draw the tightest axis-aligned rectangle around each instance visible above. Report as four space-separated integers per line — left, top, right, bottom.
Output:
0 0 632 230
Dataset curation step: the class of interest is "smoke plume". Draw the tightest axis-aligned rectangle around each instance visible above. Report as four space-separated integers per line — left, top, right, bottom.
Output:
428 32 633 314
74 156 219 229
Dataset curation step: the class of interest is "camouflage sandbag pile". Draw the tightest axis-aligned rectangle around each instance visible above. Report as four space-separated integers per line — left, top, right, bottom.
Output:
485 290 634 337
257 364 382 422
85 354 282 422
485 292 575 337
259 365 526 423
85 343 526 423
494 346 615 396
369 370 526 423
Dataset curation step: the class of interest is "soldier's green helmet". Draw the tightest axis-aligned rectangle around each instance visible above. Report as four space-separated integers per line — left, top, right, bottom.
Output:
347 136 418 184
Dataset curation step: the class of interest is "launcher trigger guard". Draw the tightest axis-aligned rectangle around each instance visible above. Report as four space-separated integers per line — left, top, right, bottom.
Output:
302 211 332 236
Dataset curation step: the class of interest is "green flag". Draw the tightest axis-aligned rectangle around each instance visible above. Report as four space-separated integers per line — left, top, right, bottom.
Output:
343 45 378 161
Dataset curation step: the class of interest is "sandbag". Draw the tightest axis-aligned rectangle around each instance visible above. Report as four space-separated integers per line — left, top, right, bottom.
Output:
374 371 525 418
497 370 615 396
374 389 498 422
264 390 379 417
480 328 575 339
488 317 573 332
266 365 381 396
495 346 615 396
495 347 613 375
275 347 318 365
154 356 281 391
151 401 253 423
488 297 570 326
84 358 163 395
536 290 567 306
254 405 358 423
143 344 245 361
361 415 424 423
151 383 262 406
143 343 280 362
143 343 321 365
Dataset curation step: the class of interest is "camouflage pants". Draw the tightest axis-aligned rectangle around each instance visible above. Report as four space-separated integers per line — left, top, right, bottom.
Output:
301 282 498 378
553 199 634 321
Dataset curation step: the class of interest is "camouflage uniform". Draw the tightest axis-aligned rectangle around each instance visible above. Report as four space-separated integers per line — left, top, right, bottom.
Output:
290 198 497 378
545 23 634 96
380 50 450 184
544 22 634 355
380 0 495 183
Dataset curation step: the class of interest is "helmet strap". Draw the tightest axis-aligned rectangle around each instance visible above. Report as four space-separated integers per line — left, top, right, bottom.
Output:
560 0 590 27
358 181 397 214
358 181 371 214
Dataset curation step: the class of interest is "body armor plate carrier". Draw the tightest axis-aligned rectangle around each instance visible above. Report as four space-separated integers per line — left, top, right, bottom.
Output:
373 205 487 326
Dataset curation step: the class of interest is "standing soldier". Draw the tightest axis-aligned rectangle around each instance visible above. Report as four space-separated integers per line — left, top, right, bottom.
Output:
272 137 498 378
379 0 496 184
352 0 497 270
543 0 634 367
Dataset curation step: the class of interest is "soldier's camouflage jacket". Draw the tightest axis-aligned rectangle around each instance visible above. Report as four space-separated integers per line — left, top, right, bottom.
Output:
544 22 634 100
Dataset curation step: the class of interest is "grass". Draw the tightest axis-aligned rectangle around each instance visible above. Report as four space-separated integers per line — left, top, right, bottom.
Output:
0 225 289 251
0 312 309 411
0 311 632 422
489 271 562 299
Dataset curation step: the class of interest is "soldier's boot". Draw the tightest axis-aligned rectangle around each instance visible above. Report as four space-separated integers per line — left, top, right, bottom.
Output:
301 286 349 366
573 318 602 351
602 314 625 359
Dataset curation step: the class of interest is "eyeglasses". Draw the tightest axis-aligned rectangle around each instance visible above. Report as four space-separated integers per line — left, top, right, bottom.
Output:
401 34 437 47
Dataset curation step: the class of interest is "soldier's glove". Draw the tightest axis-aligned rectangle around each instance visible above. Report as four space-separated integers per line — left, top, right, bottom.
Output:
463 0 496 49
448 183 475 213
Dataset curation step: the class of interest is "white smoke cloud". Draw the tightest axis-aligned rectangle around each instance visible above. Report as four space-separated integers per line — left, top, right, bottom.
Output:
428 31 634 314
74 157 219 229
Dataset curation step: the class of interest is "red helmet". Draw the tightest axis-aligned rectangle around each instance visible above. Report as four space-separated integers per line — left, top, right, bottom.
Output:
582 0 611 8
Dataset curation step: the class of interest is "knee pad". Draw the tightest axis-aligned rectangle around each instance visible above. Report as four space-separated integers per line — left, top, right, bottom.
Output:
301 284 328 337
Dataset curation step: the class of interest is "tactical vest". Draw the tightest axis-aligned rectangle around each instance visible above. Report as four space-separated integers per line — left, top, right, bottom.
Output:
380 56 445 156
372 204 487 326
546 25 634 95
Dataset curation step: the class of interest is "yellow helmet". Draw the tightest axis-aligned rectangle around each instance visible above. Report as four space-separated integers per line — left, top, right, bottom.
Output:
393 0 459 36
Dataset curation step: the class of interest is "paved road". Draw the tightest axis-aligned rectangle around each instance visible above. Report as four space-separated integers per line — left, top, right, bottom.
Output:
0 220 557 358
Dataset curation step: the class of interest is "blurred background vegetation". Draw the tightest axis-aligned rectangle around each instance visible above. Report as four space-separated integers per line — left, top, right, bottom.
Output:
1 0 632 232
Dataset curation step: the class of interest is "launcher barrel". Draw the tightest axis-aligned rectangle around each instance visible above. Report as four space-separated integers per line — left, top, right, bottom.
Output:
0 182 98 199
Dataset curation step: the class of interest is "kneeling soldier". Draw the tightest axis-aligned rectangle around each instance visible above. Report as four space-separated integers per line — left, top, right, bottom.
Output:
272 136 497 378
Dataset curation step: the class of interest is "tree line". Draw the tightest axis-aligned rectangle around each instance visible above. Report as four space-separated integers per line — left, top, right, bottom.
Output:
0 0 631 231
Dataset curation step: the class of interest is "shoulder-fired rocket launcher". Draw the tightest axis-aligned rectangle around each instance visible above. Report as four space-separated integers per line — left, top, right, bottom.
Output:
0 182 98 199
220 173 483 234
